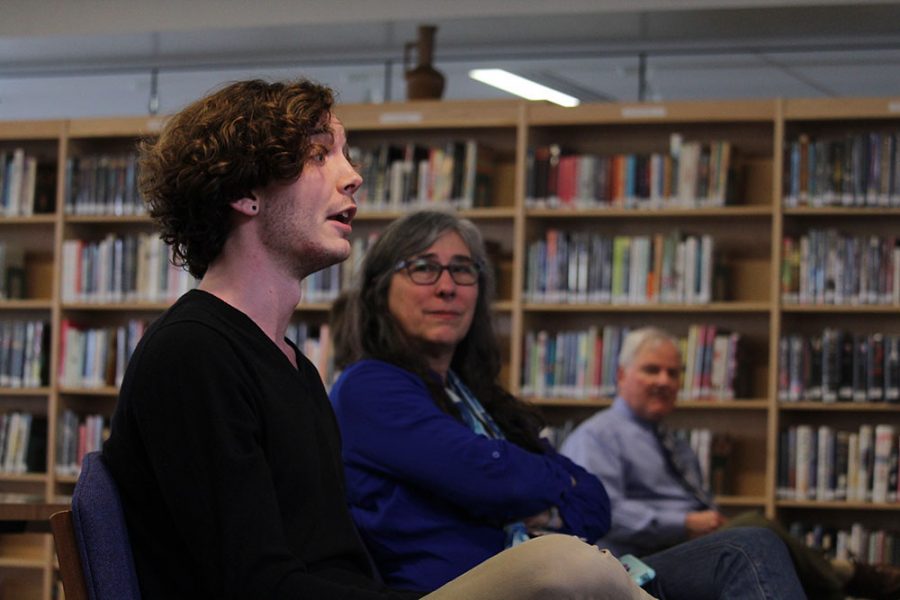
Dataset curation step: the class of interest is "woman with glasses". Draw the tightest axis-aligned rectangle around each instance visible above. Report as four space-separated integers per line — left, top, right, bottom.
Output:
329 210 805 600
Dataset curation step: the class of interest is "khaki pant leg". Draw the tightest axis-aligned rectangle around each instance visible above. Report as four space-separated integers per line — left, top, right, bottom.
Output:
423 534 657 600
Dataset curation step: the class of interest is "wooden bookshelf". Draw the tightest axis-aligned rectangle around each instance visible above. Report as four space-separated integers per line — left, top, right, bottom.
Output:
774 97 900 557
1 95 900 598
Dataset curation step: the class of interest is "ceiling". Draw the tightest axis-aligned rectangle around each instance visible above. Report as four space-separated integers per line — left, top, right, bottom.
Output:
1 0 899 120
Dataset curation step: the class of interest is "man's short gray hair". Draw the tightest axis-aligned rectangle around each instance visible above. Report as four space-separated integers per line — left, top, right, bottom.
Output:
618 327 681 368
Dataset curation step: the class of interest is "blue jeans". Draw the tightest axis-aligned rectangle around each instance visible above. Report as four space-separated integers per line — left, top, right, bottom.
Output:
640 527 807 600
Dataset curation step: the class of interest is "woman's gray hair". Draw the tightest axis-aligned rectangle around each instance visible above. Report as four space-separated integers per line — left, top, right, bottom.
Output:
618 327 681 368
331 209 547 453
332 209 495 371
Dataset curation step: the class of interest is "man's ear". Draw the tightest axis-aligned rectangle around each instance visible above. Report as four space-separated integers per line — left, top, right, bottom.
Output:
230 193 259 216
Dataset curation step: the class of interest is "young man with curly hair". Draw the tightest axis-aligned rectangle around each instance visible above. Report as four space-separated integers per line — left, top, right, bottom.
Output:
102 79 653 600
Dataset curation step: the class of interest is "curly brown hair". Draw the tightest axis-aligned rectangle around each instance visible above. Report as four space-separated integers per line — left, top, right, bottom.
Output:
139 78 335 278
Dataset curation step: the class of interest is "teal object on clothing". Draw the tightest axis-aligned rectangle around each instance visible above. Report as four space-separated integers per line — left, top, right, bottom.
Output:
446 371 531 548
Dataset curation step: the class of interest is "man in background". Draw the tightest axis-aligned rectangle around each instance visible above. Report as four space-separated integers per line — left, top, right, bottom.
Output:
561 326 900 600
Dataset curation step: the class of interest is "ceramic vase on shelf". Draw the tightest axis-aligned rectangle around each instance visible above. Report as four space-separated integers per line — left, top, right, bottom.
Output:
404 25 445 100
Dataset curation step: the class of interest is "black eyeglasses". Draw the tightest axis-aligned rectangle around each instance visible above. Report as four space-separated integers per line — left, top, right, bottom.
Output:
394 257 482 286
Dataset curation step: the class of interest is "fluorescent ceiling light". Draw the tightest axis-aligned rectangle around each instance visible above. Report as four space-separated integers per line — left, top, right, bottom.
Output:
469 69 580 107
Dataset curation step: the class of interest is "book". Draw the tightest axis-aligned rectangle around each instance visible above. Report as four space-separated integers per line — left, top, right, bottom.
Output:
838 332 855 402
462 140 494 208
816 425 834 500
795 424 814 500
853 334 869 402
872 424 896 503
868 333 885 402
834 430 850 500
807 334 823 401
885 334 900 402
857 424 875 502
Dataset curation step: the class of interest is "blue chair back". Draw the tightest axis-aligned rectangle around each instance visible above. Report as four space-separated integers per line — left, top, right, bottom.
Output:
72 451 142 600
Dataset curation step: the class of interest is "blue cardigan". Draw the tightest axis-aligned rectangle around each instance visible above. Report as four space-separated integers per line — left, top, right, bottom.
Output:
330 359 611 592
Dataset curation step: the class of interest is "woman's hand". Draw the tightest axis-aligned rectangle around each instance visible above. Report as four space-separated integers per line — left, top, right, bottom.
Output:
523 506 564 532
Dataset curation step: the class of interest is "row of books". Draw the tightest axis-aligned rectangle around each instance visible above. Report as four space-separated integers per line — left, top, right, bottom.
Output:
781 230 900 306
778 330 900 403
64 153 145 216
791 521 898 566
680 324 743 402
525 136 733 209
670 427 734 496
0 319 49 388
0 241 26 300
0 411 46 474
783 130 900 208
55 410 106 476
350 140 494 212
777 423 899 504
57 230 377 306
0 148 44 217
58 319 147 388
61 234 197 303
521 325 626 399
520 324 743 401
524 230 714 305
54 317 333 390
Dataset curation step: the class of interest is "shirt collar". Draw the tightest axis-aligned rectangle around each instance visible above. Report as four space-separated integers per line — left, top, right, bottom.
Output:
612 396 658 433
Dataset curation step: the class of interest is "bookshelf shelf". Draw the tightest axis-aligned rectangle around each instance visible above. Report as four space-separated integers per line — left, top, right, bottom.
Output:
290 300 521 313
65 115 166 138
529 397 612 409
0 120 66 140
778 402 900 412
355 206 516 220
0 215 57 225
783 207 900 217
781 305 900 314
0 387 50 397
57 386 118 397
294 302 334 312
528 398 768 410
0 556 48 569
335 99 521 130
62 215 150 224
1 95 899 599
777 500 900 511
782 97 900 120
0 300 52 311
526 206 773 219
715 494 767 507
522 302 771 313
0 473 47 484
492 300 514 312
526 98 776 125
60 302 170 312
677 399 769 410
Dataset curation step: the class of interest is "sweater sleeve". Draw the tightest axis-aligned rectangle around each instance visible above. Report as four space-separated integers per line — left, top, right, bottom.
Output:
330 360 601 527
542 444 611 543
117 324 419 600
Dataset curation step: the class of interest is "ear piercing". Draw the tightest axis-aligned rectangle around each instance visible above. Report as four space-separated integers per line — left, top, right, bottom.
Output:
251 204 258 212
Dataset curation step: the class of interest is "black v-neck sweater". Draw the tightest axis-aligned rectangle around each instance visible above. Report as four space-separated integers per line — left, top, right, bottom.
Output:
104 290 421 599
